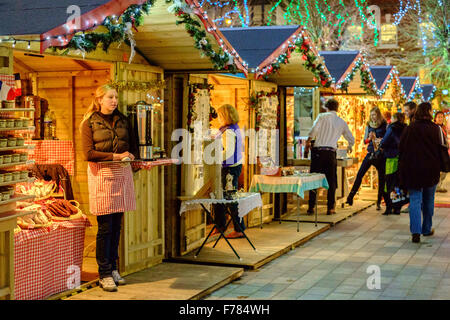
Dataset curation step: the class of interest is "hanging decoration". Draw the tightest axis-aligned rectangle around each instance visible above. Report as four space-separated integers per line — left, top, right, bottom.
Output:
249 90 280 132
108 79 166 92
169 0 239 73
187 83 217 133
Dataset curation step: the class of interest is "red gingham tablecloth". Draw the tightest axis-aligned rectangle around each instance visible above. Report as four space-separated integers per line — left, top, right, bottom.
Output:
28 140 75 175
131 158 180 170
14 216 91 300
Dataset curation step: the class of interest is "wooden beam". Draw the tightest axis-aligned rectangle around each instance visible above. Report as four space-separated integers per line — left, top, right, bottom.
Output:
13 57 35 73
73 59 93 70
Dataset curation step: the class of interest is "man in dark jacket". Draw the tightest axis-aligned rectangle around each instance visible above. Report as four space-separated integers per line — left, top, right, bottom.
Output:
379 113 407 215
399 102 441 243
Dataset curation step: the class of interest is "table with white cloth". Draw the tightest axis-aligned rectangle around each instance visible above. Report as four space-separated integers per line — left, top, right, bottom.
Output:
249 173 329 231
179 192 263 260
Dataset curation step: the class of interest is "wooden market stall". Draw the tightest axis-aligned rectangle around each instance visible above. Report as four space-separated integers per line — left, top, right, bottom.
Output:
0 0 251 300
169 24 333 268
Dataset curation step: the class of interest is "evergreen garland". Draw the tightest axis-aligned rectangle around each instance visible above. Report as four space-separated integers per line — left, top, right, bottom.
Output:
51 1 155 55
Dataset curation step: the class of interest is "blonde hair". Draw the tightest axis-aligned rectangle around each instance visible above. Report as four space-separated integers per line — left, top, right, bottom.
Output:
218 104 239 125
80 84 117 128
368 106 384 127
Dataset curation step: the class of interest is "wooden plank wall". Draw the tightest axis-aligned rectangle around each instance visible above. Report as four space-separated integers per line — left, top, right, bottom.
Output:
114 62 165 275
31 70 112 234
247 80 278 227
163 74 184 258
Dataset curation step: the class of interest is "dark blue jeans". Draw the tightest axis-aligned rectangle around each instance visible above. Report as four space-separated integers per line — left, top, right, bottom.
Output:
96 212 123 279
408 185 437 235
350 153 386 204
214 164 246 232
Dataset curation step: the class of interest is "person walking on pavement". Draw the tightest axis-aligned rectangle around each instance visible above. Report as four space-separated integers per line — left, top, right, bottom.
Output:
400 101 417 213
378 112 407 215
346 107 388 210
305 99 355 215
434 111 449 193
399 102 441 243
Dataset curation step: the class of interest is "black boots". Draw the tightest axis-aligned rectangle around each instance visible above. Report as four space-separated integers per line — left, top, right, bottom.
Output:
346 191 356 206
412 234 420 243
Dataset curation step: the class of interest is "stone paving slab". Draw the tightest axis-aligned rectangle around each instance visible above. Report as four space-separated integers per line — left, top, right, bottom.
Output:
203 177 450 301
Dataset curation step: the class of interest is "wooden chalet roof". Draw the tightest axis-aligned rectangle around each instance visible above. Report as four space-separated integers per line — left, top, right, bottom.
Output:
399 76 420 100
421 84 436 102
369 66 394 92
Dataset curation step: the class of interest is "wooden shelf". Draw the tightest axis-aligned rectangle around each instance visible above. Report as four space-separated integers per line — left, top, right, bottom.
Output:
0 126 35 132
0 145 35 152
0 194 35 206
0 177 34 188
0 160 34 169
0 210 37 222
0 108 35 112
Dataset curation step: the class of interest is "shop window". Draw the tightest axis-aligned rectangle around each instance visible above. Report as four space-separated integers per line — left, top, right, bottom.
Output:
380 23 398 48
286 87 316 160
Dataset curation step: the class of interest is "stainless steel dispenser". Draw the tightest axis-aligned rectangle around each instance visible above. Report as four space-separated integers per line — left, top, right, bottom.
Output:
128 101 153 160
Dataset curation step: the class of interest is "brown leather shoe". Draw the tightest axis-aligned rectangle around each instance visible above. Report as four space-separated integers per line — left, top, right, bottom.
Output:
423 228 435 237
412 233 420 243
327 209 336 215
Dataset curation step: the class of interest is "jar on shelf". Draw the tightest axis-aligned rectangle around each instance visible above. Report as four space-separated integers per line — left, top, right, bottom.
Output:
3 155 11 164
12 172 20 181
16 137 25 146
0 156 3 165
6 119 14 128
0 174 4 183
12 154 20 163
14 119 23 128
0 193 3 202
0 138 7 148
0 120 6 128
20 170 28 179
20 153 27 162
2 101 15 109
7 137 16 147
2 191 10 201
3 172 11 182
7 186 14 196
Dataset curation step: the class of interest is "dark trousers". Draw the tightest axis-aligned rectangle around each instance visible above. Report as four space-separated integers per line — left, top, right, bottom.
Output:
385 172 396 212
96 212 123 279
349 153 386 204
214 164 246 232
308 148 337 210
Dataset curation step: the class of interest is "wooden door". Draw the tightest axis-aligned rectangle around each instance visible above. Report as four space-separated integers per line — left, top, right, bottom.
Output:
114 62 166 275
247 80 278 227
179 74 209 255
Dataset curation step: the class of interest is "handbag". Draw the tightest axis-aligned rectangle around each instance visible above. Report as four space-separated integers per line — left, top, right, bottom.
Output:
438 128 450 173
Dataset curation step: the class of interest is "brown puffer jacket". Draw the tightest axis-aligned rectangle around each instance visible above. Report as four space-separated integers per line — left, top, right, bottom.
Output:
89 110 130 154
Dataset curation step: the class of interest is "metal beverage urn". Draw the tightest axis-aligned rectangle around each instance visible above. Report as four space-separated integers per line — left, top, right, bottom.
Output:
128 101 154 160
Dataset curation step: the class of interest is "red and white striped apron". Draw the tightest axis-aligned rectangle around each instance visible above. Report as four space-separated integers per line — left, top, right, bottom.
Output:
87 162 136 216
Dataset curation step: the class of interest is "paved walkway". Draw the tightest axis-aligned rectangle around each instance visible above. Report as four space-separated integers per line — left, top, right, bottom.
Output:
204 185 450 300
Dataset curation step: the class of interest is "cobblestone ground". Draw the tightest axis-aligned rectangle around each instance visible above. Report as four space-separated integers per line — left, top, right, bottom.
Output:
204 185 450 300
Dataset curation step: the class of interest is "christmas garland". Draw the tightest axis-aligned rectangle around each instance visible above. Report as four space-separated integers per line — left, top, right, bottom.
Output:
337 60 378 96
187 83 217 133
168 1 238 73
258 37 333 88
249 90 280 131
51 1 155 57
108 79 166 92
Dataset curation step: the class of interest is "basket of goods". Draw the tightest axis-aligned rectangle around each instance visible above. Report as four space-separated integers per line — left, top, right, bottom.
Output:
257 157 281 176
16 204 53 230
43 199 82 220
18 180 57 201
